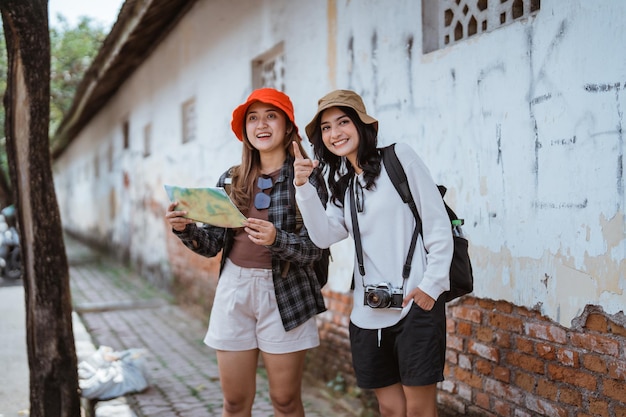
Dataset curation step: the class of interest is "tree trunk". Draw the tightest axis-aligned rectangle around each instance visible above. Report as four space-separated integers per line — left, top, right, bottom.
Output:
0 1 80 416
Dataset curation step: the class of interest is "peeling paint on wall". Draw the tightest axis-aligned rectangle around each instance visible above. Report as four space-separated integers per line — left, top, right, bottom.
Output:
322 0 620 328
52 0 626 329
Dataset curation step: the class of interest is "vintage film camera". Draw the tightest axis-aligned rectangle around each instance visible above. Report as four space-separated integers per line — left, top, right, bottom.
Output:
363 282 404 309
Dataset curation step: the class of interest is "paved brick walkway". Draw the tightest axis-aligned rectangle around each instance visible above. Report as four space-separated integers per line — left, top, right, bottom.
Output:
66 236 361 417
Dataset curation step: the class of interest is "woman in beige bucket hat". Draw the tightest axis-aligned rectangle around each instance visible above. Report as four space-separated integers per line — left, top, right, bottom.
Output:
293 90 453 417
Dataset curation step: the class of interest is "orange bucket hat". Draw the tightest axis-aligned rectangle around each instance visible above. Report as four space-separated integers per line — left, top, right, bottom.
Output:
231 88 299 141
305 90 378 139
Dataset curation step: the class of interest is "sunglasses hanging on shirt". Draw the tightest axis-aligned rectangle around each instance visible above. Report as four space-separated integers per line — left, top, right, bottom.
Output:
254 176 273 210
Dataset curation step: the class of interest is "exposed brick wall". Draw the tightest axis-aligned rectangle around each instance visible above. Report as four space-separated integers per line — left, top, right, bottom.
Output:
165 232 220 320
440 297 626 417
306 290 354 384
161 241 626 417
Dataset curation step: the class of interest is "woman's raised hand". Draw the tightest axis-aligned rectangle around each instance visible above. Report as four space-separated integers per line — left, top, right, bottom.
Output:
292 141 319 186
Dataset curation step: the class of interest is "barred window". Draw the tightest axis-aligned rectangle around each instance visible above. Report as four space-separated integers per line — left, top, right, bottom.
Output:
423 0 540 53
122 120 130 150
181 98 196 144
252 42 285 91
143 123 151 158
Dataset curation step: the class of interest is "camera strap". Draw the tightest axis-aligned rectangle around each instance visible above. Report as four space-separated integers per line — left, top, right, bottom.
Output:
350 177 366 279
350 177 417 288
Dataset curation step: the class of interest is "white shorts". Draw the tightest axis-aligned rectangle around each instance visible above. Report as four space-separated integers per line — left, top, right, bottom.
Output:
204 259 320 354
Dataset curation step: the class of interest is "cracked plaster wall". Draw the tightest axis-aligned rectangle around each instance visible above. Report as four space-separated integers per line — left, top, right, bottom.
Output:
319 0 625 327
53 0 625 327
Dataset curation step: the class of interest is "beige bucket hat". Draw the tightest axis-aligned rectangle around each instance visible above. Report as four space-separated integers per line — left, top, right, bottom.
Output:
305 90 378 138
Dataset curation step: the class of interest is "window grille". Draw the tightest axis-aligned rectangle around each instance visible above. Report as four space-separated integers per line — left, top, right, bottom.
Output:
252 42 285 91
423 0 540 53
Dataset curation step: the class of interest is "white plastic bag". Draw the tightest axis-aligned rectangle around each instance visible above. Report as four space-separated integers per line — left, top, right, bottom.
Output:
78 345 150 400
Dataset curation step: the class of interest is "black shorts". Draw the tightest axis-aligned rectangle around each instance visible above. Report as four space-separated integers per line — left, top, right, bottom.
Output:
349 297 446 389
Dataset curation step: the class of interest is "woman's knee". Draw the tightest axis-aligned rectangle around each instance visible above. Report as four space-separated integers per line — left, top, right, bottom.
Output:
378 401 405 417
269 390 302 414
222 386 255 415
222 398 250 415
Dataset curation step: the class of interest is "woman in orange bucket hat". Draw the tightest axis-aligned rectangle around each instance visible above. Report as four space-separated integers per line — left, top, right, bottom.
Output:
166 88 328 416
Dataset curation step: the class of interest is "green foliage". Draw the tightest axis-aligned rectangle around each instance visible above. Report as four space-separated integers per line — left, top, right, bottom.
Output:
49 14 107 135
0 13 106 201
1 14 106 138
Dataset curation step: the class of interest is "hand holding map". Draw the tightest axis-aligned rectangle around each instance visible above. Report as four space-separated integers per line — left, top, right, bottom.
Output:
164 185 247 228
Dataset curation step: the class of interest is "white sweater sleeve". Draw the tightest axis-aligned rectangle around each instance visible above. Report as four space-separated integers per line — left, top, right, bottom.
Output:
295 181 349 249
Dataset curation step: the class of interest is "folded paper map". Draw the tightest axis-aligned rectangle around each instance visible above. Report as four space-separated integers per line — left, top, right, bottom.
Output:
164 185 247 228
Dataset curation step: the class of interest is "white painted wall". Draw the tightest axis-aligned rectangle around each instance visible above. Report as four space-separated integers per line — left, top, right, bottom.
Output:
54 0 625 327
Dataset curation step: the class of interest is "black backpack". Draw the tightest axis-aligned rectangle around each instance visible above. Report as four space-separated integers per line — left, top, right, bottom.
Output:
382 144 474 302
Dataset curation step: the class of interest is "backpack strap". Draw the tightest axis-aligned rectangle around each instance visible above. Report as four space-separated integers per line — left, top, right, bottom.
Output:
381 144 421 279
222 167 235 195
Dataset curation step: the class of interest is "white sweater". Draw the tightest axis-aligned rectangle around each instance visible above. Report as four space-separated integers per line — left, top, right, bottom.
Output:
295 143 453 329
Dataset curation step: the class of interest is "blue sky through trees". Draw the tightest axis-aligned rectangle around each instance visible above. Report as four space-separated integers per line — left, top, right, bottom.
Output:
48 0 124 30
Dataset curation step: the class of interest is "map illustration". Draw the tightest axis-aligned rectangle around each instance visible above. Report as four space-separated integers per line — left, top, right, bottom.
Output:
164 185 247 228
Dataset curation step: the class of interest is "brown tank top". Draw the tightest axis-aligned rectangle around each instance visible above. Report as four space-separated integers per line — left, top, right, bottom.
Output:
227 169 279 269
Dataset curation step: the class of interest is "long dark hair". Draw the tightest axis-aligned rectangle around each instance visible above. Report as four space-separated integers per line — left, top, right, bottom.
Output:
308 106 382 207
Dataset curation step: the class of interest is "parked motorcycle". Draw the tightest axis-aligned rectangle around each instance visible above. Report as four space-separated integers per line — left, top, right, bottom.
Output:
0 205 22 280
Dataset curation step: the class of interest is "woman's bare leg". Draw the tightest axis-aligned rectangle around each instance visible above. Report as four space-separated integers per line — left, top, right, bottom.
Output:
261 350 307 417
374 383 438 417
216 349 259 417
404 383 438 417
374 383 406 417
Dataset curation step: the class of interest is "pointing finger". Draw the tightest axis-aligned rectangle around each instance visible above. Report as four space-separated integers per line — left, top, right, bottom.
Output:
292 141 303 160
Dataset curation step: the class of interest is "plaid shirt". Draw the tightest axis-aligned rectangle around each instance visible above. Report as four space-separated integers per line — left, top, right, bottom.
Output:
174 156 328 331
